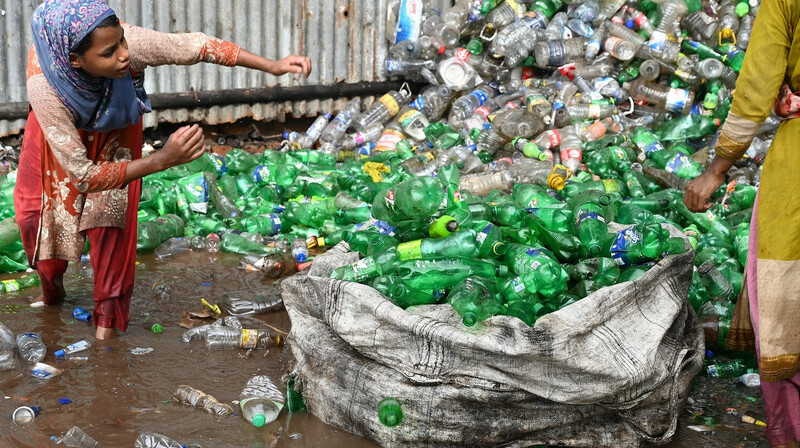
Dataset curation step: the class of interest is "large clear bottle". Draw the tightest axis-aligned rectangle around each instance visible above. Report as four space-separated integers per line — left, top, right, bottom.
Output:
624 79 695 115
16 332 45 363
239 375 286 427
320 98 362 144
410 85 456 121
204 327 275 350
0 322 18 371
352 89 411 131
533 37 587 68
449 85 498 122
340 122 384 150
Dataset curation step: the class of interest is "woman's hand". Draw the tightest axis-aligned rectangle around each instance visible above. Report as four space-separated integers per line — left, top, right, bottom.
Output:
269 55 312 77
684 170 726 212
157 124 206 169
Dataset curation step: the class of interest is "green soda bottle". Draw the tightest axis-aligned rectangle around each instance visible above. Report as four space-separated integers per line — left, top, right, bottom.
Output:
629 170 662 194
396 230 479 261
614 203 654 224
473 222 507 258
342 231 399 256
396 258 508 291
225 148 260 174
687 268 710 312
523 215 582 263
530 0 564 19
623 171 647 198
501 227 540 245
570 195 611 257
286 377 307 413
377 398 403 427
283 202 331 229
0 275 41 293
569 279 603 298
646 149 704 179
583 134 629 154
290 150 337 168
220 233 278 256
172 184 195 224
372 276 442 308
631 126 665 155
618 265 650 282
697 262 733 300
428 216 459 238
734 223 749 267
334 207 372 225
567 257 620 286
607 222 686 266
137 214 186 252
241 214 283 236
585 146 635 178
561 179 627 199
500 244 570 299
447 277 505 327
730 184 757 210
527 207 574 234
675 202 734 242
505 298 546 326
193 216 227 234
329 250 399 282
371 177 445 224
468 202 526 226
513 184 561 208
707 359 747 378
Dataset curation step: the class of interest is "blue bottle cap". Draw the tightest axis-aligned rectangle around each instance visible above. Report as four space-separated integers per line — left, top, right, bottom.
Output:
282 131 291 140
626 19 634 28
54 349 65 357
296 253 307 263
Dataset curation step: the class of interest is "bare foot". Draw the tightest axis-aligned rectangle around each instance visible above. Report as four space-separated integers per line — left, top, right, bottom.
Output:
95 326 116 340
30 295 46 308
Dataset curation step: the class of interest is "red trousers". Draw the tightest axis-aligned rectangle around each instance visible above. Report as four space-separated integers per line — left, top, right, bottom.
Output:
14 110 141 332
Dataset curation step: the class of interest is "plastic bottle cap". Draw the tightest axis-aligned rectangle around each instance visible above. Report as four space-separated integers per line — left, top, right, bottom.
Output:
296 253 307 263
252 413 267 427
282 131 290 140
734 2 749 17
151 323 164 333
54 349 65 357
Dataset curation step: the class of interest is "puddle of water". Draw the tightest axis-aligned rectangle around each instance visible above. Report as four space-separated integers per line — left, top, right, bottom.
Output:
0 251 767 447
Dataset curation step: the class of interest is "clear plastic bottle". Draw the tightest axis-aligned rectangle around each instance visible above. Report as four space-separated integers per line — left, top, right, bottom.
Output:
352 89 410 131
388 40 421 59
459 170 514 196
534 129 562 149
239 375 286 427
552 83 578 110
484 0 521 29
410 85 456 121
320 98 362 144
681 11 718 41
606 22 646 51
593 77 628 103
450 85 498 122
0 321 17 371
593 0 626 26
639 59 661 81
534 37 587 67
16 332 45 363
738 14 754 50
204 327 275 350
571 0 600 23
54 340 92 358
223 293 283 316
585 26 607 59
625 6 655 36
173 384 235 416
154 237 192 260
566 18 594 38
59 426 99 448
134 432 182 448
291 238 309 263
558 128 583 172
475 127 508 154
717 1 740 40
604 36 636 61
567 103 615 121
385 57 438 80
340 122 384 150
695 58 725 80
624 79 695 115
491 108 546 139
648 0 687 52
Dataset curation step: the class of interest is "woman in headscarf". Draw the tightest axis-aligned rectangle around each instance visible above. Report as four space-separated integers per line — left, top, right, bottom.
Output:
684 1 800 446
15 0 311 340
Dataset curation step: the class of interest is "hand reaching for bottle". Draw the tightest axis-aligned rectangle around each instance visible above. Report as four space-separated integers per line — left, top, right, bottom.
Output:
158 124 206 169
269 55 312 77
684 169 725 212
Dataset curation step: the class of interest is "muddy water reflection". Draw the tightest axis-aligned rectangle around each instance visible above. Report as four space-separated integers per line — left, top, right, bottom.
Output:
0 251 768 448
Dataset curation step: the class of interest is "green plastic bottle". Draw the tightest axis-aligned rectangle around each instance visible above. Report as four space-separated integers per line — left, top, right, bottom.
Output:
561 179 627 199
329 250 399 282
473 222 507 258
371 177 445 224
585 146 635 178
396 258 508 291
707 359 747 378
646 149 704 179
567 257 620 287
137 214 186 253
583 134 629 154
468 202 525 226
606 222 686 266
570 194 611 257
225 148 260 174
500 244 570 299
342 231 399 256
396 230 479 260
631 126 665 155
734 223 750 268
523 215 583 263
614 203 654 224
513 184 561 208
527 207 574 234
675 202 734 242
505 298 546 326
372 275 442 309
0 275 41 293
447 277 505 327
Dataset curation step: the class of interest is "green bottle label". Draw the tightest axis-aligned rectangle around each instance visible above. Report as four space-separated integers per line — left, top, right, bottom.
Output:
2 279 19 292
602 179 620 193
397 240 423 260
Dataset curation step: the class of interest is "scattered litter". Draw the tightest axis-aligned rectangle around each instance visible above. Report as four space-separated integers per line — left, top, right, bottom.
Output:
131 347 154 355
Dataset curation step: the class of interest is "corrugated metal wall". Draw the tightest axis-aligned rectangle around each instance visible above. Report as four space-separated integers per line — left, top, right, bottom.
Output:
0 0 452 136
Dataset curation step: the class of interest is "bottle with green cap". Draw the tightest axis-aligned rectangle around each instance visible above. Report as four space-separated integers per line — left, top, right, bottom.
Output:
511 137 547 160
645 148 704 179
372 276 443 308
447 277 505 327
500 244 570 300
623 171 647 199
239 375 285 427
397 258 508 291
429 215 460 238
378 397 403 427
606 222 687 266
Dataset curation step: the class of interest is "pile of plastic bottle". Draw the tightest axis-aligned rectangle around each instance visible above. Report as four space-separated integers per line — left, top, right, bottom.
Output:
0 0 770 379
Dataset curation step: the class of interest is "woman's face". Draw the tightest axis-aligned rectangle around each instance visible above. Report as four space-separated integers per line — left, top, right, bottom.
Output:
69 24 130 79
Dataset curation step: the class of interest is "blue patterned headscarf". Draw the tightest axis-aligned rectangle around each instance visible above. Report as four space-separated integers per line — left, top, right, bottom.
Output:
31 0 151 132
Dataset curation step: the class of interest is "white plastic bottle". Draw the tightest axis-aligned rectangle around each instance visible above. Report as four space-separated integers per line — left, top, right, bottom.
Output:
16 332 46 363
320 98 362 144
54 340 92 358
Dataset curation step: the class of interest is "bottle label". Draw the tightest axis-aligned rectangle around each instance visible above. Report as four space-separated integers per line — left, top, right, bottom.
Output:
454 47 471 62
378 94 400 116
665 88 690 114
394 0 424 43
473 106 491 120
546 130 561 147
522 11 548 29
524 249 543 270
384 189 397 213
604 36 626 56
269 214 282 234
370 220 398 237
576 208 606 226
476 224 492 245
334 112 351 126
397 240 423 260
469 89 489 106
512 276 526 293
253 165 271 183
560 147 582 161
65 340 91 354
648 31 667 52
546 41 567 66
375 129 405 152
409 96 424 110
612 147 627 160
2 279 20 292
398 109 421 127
602 179 620 193
610 227 642 266
240 329 260 349
665 153 690 174
353 132 367 146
